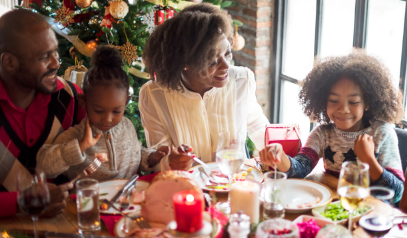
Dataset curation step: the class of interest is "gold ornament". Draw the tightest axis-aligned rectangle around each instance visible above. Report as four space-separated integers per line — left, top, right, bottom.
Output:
86 40 99 50
233 33 245 51
109 0 129 19
75 0 93 8
54 6 75 27
117 40 137 65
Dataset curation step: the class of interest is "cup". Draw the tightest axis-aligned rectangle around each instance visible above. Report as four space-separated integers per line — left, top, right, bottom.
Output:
76 178 101 233
262 171 287 219
256 218 299 238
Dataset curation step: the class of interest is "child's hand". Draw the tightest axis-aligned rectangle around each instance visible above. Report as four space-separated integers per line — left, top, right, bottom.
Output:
259 143 283 167
79 118 101 153
148 146 170 166
168 144 194 171
95 153 108 163
354 134 375 163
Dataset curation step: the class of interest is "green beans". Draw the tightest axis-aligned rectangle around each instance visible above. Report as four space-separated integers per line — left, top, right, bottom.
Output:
320 203 369 221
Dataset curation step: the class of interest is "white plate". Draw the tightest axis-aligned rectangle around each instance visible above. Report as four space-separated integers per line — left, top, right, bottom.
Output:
312 200 374 225
189 162 264 192
114 212 221 237
99 179 149 215
284 179 333 213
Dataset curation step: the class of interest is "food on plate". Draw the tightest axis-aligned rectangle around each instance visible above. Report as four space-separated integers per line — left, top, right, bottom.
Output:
265 228 293 235
128 228 173 238
141 171 202 225
205 168 254 190
131 190 145 204
320 202 369 221
287 197 321 208
296 219 321 238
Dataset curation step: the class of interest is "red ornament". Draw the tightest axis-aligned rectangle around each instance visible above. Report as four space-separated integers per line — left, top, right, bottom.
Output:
155 9 165 25
165 9 174 20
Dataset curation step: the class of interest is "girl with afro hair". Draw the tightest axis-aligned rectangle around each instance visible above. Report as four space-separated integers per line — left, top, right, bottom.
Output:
260 49 405 203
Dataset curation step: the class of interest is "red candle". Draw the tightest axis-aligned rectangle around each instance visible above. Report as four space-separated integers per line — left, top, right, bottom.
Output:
172 190 203 233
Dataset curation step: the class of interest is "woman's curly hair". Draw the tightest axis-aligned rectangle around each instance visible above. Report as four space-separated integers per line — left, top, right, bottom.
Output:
143 3 233 91
299 49 404 124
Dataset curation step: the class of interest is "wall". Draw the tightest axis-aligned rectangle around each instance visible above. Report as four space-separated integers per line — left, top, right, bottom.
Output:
227 0 274 120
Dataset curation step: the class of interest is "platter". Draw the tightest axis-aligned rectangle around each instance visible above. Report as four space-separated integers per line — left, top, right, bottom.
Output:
114 212 221 237
99 179 149 215
189 162 263 193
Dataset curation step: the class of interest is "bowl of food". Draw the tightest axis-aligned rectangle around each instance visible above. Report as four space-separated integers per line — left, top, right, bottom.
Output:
256 218 299 238
312 201 373 225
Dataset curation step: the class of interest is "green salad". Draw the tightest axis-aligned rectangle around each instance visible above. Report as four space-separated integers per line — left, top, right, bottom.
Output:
320 203 369 221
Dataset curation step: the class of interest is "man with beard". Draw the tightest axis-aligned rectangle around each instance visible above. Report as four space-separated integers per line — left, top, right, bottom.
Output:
0 9 86 217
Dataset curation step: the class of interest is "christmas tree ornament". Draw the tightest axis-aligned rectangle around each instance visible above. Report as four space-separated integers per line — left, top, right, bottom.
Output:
75 0 93 8
109 0 129 19
154 6 175 26
100 6 117 28
54 5 75 27
117 40 138 65
86 39 99 50
233 25 245 51
64 48 88 88
142 11 156 34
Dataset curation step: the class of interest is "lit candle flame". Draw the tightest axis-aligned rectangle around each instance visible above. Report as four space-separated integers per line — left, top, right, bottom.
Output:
186 194 194 202
2 231 10 238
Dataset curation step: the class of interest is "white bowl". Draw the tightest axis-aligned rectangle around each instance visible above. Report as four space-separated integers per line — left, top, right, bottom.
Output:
311 201 373 225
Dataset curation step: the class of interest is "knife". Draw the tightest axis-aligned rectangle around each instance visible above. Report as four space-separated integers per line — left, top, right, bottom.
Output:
106 174 139 209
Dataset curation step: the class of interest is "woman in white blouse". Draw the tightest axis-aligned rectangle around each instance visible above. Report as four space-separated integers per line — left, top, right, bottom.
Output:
140 3 269 171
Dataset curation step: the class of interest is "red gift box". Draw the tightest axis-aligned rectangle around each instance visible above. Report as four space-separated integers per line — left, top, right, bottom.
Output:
265 124 302 157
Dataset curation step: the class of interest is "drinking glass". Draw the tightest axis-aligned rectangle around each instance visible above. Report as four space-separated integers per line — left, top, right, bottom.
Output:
215 131 245 214
263 171 287 219
17 168 50 238
337 161 370 231
359 187 395 237
76 178 101 233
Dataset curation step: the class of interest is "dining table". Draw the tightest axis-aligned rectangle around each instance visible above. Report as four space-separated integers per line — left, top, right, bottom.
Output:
0 159 406 238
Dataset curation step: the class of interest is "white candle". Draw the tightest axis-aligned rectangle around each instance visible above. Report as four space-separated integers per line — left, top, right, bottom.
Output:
230 181 260 223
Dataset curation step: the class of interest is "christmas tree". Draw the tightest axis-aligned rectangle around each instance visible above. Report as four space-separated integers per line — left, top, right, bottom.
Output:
20 0 241 146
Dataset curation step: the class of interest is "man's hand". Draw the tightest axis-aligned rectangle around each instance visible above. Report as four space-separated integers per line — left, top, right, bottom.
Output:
41 182 73 218
79 118 101 153
168 144 194 171
148 146 170 166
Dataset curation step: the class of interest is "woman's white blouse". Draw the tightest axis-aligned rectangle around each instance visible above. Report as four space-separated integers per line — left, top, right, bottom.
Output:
139 65 270 171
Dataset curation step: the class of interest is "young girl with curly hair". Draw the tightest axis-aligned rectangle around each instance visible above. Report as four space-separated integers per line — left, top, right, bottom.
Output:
260 49 405 202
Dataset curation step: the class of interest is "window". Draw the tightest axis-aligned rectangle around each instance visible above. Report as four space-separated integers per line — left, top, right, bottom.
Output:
272 0 407 142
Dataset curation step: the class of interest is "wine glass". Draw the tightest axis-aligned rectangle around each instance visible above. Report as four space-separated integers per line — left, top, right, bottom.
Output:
17 168 50 238
215 131 245 214
337 161 370 232
359 187 395 237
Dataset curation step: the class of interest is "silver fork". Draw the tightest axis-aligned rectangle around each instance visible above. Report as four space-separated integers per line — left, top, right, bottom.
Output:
71 158 102 184
101 199 151 228
120 188 132 210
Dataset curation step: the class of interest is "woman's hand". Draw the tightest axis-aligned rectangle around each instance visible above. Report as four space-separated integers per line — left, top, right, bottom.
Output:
354 134 383 181
149 146 170 166
259 143 291 172
79 118 101 153
354 134 375 164
168 144 194 171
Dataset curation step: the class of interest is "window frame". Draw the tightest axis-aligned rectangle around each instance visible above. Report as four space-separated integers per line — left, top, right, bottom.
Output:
271 0 407 127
